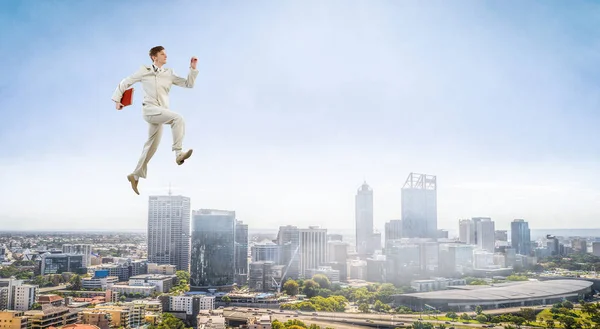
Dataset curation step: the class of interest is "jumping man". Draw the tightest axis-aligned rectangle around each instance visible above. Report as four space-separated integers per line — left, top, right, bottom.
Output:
111 46 199 195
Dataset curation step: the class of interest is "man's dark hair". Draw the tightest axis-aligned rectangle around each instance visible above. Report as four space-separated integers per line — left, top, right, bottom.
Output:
149 46 165 60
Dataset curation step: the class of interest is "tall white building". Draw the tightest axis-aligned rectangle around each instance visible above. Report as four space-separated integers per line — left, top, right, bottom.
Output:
170 295 215 315
147 194 191 272
476 218 495 253
251 240 280 263
458 219 472 244
13 285 37 311
170 296 193 315
299 227 327 278
355 182 374 254
276 225 300 280
473 250 496 269
459 217 490 247
401 173 437 239
0 278 38 311
62 244 93 267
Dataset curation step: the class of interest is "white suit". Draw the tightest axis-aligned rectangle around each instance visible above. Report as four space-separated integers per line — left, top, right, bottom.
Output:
112 64 199 179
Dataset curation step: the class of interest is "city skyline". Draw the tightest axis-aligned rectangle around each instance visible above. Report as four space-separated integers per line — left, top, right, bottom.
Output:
1 1 599 231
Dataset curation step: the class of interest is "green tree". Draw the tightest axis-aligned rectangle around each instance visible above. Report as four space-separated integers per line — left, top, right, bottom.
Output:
302 280 320 298
511 316 526 327
475 306 483 315
520 308 537 323
32 275 47 287
375 283 399 303
348 287 374 304
149 313 191 329
373 300 391 312
170 271 190 293
581 301 598 315
68 275 82 291
175 271 190 285
476 315 487 323
221 296 231 304
272 320 285 329
559 316 577 329
446 312 458 320
411 322 434 329
285 319 308 328
311 274 330 290
359 303 370 313
546 319 555 328
317 288 332 298
283 280 300 296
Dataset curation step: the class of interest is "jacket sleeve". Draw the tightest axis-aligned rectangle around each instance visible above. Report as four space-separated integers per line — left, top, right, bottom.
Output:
172 67 199 88
111 66 147 102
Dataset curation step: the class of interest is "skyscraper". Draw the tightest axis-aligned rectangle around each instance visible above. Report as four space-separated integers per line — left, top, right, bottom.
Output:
299 226 327 278
190 209 236 287
147 194 191 272
355 182 374 254
476 218 495 253
276 225 300 280
401 173 437 239
235 220 249 284
385 220 403 242
62 244 93 267
511 219 531 256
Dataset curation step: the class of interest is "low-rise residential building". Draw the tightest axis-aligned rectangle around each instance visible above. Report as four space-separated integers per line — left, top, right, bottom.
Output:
129 274 174 293
24 305 79 329
0 310 28 329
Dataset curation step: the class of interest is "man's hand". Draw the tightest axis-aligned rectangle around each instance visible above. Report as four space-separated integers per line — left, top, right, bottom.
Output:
190 56 198 70
115 101 124 110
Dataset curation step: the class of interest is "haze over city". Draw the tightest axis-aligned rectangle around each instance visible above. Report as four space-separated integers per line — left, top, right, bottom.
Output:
1 0 599 231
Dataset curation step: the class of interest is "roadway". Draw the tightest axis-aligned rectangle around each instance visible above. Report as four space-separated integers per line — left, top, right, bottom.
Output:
224 309 378 328
223 308 501 329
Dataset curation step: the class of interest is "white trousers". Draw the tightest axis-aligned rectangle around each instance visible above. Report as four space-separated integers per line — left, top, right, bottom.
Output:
132 108 185 179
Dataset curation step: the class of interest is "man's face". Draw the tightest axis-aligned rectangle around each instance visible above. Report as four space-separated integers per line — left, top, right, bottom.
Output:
153 50 167 65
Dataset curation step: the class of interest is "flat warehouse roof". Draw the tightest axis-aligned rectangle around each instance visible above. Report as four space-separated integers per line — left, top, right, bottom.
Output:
396 279 592 302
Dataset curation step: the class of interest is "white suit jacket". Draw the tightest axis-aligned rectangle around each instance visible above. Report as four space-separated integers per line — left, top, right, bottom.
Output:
111 64 199 115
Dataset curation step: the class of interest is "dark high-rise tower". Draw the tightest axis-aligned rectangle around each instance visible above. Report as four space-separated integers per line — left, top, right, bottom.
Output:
511 219 531 256
401 173 437 239
190 209 236 287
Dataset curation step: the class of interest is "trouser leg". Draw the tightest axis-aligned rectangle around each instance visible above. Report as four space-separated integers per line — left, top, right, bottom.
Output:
147 109 185 154
132 122 163 179
131 109 187 179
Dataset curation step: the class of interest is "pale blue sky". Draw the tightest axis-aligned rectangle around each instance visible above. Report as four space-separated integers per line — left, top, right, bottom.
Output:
0 0 599 232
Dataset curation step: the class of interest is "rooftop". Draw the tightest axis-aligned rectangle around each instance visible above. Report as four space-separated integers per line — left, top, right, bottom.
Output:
130 274 174 280
49 325 100 329
396 279 592 302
